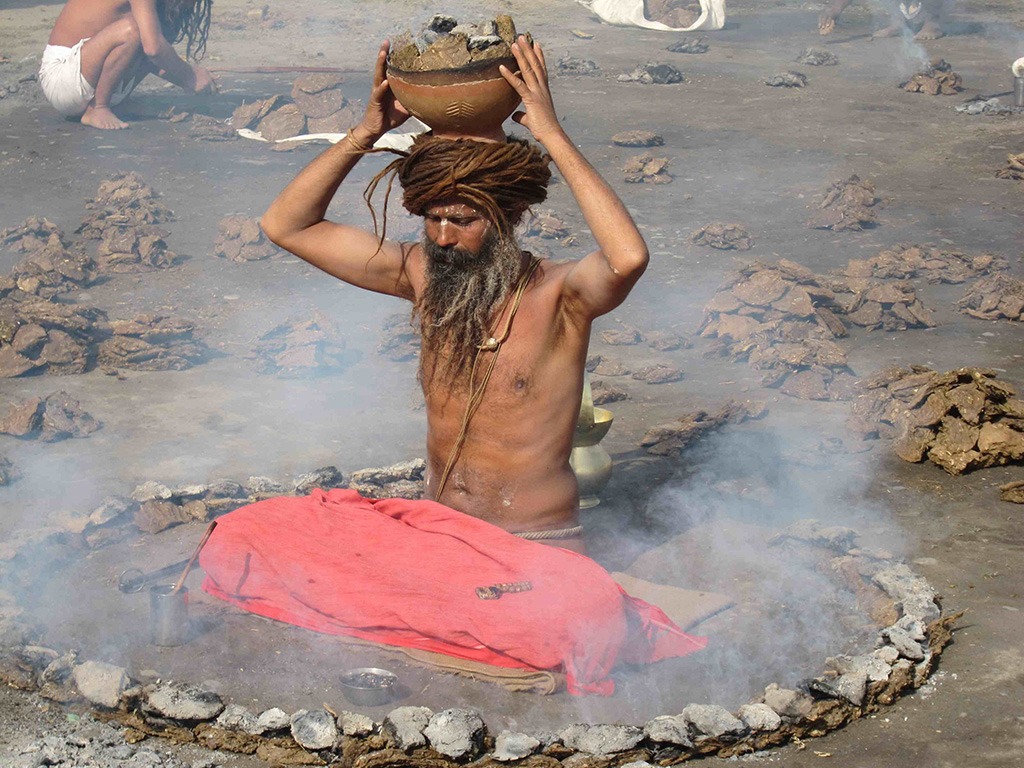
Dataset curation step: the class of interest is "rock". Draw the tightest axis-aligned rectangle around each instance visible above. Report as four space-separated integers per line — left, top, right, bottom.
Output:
145 681 224 721
72 660 129 708
493 731 541 761
291 708 338 750
249 313 348 377
293 466 345 495
382 706 433 750
591 379 629 405
349 459 425 500
0 391 99 441
834 669 869 705
189 114 237 141
623 152 672 184
216 704 260 734
246 476 286 497
256 707 291 732
232 95 284 130
559 724 644 755
681 704 747 739
424 708 485 759
643 715 692 747
737 703 781 731
883 626 927 661
601 328 644 345
338 711 376 737
806 175 878 231
763 683 813 720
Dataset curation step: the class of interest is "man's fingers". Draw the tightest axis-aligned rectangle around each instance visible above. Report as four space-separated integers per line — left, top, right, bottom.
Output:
511 110 526 124
499 63 526 93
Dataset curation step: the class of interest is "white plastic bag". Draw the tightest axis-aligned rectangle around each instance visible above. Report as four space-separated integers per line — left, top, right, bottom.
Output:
577 0 727 32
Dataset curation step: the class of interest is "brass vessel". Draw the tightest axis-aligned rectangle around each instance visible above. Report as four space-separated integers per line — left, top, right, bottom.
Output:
570 375 614 509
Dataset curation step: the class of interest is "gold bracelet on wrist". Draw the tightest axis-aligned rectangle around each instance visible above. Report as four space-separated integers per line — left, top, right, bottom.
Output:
344 128 373 152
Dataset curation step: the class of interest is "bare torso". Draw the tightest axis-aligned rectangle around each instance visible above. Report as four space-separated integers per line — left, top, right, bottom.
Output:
50 0 135 47
406 250 590 544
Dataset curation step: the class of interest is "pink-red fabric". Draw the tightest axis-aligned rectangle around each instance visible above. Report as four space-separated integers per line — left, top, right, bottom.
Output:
200 489 706 695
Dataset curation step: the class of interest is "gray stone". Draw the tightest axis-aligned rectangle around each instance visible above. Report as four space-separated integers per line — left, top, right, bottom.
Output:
171 484 208 499
738 703 781 732
246 476 285 496
834 670 869 706
425 708 485 759
493 730 540 761
72 660 129 708
828 653 893 683
884 626 927 661
206 479 246 499
763 684 813 720
40 649 77 684
290 708 338 750
643 714 692 747
620 763 656 768
383 706 433 750
255 707 290 732
145 682 224 721
681 704 747 739
293 466 345 495
88 496 132 526
872 563 933 602
874 646 900 665
468 34 502 50
338 710 376 737
131 481 173 502
559 723 644 755
901 593 941 623
215 704 259 733
534 730 561 748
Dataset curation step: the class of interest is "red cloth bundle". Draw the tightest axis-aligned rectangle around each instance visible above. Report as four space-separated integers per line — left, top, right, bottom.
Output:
200 489 706 695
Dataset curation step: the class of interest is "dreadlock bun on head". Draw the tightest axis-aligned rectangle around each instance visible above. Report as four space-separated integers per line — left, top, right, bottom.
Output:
365 134 551 241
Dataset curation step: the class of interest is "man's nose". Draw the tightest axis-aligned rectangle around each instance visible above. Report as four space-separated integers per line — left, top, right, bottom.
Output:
433 221 459 247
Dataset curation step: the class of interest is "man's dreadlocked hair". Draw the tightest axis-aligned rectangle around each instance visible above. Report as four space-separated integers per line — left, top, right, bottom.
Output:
158 0 213 61
363 134 552 245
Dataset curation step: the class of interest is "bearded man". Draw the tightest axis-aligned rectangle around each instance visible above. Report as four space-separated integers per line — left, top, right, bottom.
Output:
261 36 650 556
40 0 217 130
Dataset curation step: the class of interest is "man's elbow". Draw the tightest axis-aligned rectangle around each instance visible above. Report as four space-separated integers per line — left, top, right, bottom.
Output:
617 247 649 280
259 213 286 248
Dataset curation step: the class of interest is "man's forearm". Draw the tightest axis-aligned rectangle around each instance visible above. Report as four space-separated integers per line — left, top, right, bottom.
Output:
261 124 381 242
147 41 196 90
540 130 648 274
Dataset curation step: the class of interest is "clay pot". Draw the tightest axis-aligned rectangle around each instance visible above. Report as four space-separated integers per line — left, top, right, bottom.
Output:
386 56 521 141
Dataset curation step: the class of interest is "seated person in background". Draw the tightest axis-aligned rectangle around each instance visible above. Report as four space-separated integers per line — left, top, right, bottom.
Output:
818 0 947 40
39 0 217 130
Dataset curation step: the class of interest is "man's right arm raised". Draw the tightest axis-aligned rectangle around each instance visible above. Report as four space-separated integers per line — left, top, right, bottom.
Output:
261 42 413 300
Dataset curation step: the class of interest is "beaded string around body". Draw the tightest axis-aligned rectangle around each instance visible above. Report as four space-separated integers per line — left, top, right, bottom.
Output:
433 254 541 501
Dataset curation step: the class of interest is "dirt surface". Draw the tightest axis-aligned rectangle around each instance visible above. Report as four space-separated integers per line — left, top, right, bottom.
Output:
2 0 1024 766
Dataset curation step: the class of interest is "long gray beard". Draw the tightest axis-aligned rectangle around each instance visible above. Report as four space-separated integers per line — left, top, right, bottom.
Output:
417 231 524 384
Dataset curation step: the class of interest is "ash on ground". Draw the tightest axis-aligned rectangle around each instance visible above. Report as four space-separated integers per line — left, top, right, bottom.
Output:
213 216 281 262
692 222 753 250
900 59 963 95
806 174 879 231
619 63 685 84
765 71 807 88
957 274 1024 321
248 313 348 377
840 243 1007 284
796 47 838 66
556 55 600 76
378 313 419 362
0 391 99 442
666 37 708 54
849 366 1024 475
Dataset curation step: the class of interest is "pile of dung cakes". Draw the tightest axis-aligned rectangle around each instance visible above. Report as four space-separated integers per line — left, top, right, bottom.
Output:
848 366 1024 475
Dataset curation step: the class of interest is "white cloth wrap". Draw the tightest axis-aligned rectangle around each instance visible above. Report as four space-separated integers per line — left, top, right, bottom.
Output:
38 39 138 116
577 0 727 31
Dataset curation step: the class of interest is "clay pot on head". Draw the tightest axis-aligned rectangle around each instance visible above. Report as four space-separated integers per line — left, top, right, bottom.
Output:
386 56 522 142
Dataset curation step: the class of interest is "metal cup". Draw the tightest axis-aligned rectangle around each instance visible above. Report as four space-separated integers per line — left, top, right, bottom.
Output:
1014 76 1024 109
150 584 189 646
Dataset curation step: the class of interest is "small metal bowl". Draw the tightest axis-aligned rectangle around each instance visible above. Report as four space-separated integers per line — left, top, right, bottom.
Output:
340 667 397 707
